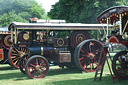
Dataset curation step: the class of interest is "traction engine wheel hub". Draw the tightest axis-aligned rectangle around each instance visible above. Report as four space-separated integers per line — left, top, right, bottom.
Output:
88 53 95 59
35 65 40 71
19 51 25 57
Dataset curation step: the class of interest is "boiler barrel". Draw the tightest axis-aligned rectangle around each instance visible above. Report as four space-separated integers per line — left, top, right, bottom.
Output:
27 46 56 57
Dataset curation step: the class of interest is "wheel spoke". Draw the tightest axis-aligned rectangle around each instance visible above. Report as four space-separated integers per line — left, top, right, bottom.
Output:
14 48 19 52
40 68 45 71
37 71 38 77
80 59 85 63
12 57 20 61
14 60 19 65
39 70 43 75
31 59 35 64
29 63 36 68
80 54 88 57
94 61 98 66
83 48 89 54
12 50 17 53
12 54 19 56
80 49 85 53
30 70 36 75
11 56 17 58
79 57 84 61
36 58 39 65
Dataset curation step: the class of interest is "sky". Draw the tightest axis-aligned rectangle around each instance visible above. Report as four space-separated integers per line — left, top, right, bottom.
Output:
35 0 59 12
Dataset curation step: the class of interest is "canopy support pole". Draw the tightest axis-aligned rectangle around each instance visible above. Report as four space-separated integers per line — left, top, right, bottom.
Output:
107 18 109 36
119 14 122 35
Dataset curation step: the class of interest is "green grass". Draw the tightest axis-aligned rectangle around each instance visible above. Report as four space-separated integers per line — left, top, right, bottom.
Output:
0 60 128 85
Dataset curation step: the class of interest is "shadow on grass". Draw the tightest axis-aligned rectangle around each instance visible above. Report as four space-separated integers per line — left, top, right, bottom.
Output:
0 65 82 80
0 66 16 70
0 64 27 80
0 65 127 85
47 67 82 76
0 72 28 80
51 75 127 85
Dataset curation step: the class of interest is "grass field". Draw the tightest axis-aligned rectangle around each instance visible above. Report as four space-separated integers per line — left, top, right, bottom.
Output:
0 60 128 85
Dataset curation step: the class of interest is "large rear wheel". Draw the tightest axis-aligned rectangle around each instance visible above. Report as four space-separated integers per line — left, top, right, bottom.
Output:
74 39 105 72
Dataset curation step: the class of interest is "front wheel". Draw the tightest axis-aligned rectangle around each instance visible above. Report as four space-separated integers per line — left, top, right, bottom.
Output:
25 55 49 79
112 51 128 79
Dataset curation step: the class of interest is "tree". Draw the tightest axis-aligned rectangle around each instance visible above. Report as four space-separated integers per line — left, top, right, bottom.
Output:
0 0 47 27
0 11 28 27
117 0 128 5
48 0 122 23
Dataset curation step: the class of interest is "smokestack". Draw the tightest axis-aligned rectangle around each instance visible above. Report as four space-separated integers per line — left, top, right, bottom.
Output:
29 17 38 23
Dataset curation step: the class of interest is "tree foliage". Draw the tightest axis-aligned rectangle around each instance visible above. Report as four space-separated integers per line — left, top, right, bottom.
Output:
0 0 47 27
48 0 122 23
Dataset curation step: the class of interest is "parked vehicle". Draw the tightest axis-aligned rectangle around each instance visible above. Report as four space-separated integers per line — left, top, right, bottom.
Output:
97 6 128 79
8 18 108 78
0 26 11 64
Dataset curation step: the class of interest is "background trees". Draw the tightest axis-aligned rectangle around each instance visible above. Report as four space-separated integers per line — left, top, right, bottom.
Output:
48 0 123 23
0 0 127 28
0 0 47 27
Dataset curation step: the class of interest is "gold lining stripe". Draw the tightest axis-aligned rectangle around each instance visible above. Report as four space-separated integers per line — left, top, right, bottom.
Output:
15 28 17 44
41 47 43 55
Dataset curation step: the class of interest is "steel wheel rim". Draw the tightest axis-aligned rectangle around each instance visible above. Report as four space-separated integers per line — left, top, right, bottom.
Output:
26 56 49 79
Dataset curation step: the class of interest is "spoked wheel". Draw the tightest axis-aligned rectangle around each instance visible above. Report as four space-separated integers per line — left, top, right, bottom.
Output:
70 31 90 48
19 54 30 74
8 46 30 69
112 51 128 79
74 39 104 72
25 55 49 79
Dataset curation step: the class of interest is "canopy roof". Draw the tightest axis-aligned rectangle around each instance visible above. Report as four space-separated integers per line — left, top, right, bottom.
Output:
97 6 128 24
8 22 111 31
0 26 8 31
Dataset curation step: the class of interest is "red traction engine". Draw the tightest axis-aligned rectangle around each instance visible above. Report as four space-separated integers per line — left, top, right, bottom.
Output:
8 19 106 79
97 6 128 79
0 27 11 64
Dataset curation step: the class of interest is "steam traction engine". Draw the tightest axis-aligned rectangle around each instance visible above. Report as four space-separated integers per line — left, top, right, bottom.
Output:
97 6 128 79
0 27 11 64
8 19 107 78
